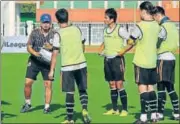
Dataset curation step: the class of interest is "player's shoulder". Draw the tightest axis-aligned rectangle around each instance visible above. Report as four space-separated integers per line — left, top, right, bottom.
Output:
70 25 82 34
49 29 59 35
103 25 108 33
118 24 127 31
30 28 40 37
162 20 176 28
31 28 40 33
71 25 80 30
153 21 160 27
137 21 143 26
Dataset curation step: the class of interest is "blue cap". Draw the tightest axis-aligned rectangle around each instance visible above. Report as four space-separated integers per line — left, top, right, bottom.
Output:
40 14 51 23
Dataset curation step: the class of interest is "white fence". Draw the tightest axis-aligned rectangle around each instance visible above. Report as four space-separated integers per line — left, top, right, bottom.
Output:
1 22 180 46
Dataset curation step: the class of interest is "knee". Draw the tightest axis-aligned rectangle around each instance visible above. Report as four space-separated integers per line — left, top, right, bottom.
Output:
138 84 148 93
147 85 154 92
116 81 123 90
25 79 33 87
109 82 116 89
44 81 52 89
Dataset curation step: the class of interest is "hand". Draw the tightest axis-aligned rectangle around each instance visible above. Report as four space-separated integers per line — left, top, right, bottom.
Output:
34 52 40 57
97 51 101 55
127 39 134 45
44 43 53 50
48 70 54 80
118 49 125 56
98 50 103 55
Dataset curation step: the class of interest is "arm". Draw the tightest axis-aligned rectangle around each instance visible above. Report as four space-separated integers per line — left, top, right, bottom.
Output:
157 26 167 49
48 33 60 79
118 44 134 56
118 25 142 56
82 37 86 52
77 26 86 52
27 32 40 57
48 50 59 79
98 42 105 54
43 43 53 50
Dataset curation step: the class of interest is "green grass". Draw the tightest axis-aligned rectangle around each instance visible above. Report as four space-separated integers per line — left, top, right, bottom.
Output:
1 53 179 123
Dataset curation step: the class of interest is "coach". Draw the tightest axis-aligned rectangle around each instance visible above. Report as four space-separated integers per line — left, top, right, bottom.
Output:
20 14 59 114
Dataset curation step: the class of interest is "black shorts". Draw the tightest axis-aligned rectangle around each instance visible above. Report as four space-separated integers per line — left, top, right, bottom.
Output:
25 56 52 81
157 60 175 84
104 56 125 82
61 67 87 92
134 65 157 85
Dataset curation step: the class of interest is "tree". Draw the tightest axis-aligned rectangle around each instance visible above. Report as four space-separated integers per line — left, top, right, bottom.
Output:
20 4 36 13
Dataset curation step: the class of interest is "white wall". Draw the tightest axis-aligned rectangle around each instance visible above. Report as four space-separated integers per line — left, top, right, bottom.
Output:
1 1 16 36
15 3 21 36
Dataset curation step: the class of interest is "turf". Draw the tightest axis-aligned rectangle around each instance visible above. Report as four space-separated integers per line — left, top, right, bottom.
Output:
1 53 179 123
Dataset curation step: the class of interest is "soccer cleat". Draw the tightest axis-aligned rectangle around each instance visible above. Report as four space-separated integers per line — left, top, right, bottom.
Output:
103 109 119 115
173 116 180 121
119 110 128 117
82 109 91 124
61 120 74 124
156 116 164 121
150 119 158 123
43 107 51 114
20 103 32 113
156 113 164 121
133 119 148 124
173 114 180 121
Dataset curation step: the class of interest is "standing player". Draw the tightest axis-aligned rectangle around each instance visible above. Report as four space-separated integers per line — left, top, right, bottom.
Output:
49 9 91 124
119 1 160 123
152 6 179 121
98 8 131 117
20 14 57 114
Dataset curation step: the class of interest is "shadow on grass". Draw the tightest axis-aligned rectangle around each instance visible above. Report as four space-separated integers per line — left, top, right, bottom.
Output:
1 101 11 105
1 101 17 121
102 103 136 111
29 103 65 113
54 111 84 123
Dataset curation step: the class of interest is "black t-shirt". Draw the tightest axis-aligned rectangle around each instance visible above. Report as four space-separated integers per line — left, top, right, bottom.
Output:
29 28 56 64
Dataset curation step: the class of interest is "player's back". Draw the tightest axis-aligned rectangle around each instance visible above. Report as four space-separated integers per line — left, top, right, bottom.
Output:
59 25 86 66
133 21 160 68
158 21 179 54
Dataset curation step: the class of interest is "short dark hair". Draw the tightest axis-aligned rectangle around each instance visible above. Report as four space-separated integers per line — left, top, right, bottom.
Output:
105 8 117 22
55 8 68 23
151 6 165 15
140 1 154 15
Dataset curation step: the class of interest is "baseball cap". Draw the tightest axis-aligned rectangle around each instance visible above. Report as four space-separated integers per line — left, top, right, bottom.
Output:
40 14 51 23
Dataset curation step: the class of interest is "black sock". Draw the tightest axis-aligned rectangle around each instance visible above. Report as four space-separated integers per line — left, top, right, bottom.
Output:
66 93 74 121
140 92 149 114
118 89 128 111
79 90 88 110
158 91 166 114
168 91 179 114
110 89 118 111
149 91 157 113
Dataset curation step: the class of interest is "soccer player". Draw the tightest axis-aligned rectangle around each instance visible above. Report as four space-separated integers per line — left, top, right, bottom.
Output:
152 6 179 121
98 8 130 117
20 14 57 114
49 9 91 124
119 1 160 123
